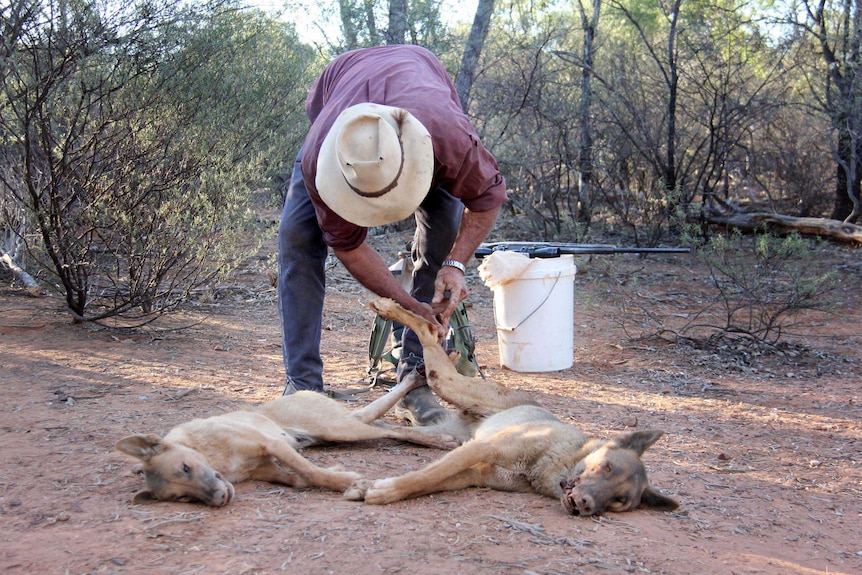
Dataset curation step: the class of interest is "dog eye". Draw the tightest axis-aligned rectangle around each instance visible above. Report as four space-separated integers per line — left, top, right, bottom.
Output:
182 463 191 474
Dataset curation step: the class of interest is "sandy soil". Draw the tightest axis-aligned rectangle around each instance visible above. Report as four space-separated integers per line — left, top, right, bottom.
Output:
1 230 860 575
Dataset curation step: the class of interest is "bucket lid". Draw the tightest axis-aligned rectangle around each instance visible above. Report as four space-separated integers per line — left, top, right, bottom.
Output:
517 254 576 280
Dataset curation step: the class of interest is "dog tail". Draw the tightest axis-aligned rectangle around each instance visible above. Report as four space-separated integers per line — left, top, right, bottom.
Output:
369 298 537 417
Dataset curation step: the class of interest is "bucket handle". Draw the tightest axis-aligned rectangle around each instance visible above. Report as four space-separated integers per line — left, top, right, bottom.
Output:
495 271 562 332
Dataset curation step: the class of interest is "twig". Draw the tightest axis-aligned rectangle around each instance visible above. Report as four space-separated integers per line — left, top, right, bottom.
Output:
145 514 205 530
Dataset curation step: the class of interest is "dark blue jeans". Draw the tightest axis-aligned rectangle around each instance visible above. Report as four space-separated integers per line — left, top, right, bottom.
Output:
277 149 462 392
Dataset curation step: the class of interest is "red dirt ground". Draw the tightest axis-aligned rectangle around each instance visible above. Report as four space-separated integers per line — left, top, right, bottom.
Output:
1 230 860 575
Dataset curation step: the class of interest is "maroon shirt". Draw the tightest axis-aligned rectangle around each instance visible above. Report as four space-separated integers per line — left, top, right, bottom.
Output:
301 45 508 250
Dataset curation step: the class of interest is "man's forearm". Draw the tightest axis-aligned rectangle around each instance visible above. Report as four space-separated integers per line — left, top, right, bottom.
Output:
427 205 500 316
333 243 427 316
445 206 500 265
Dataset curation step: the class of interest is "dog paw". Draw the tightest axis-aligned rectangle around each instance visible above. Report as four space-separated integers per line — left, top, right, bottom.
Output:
446 350 461 366
439 434 462 450
325 466 362 490
342 478 373 501
423 433 462 450
369 298 396 317
363 478 400 505
339 470 363 484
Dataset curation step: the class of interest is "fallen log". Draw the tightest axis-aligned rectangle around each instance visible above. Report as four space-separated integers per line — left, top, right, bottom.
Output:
704 210 862 244
1 252 42 297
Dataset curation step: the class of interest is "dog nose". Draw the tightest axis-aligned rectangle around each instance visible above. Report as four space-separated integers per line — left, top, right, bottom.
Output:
210 475 234 507
576 493 595 516
212 489 231 507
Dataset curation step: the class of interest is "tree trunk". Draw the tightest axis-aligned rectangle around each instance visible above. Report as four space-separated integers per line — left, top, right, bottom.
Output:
454 0 495 112
362 0 379 44
576 0 601 225
338 0 359 49
664 0 682 193
804 0 862 224
831 124 862 223
386 0 408 44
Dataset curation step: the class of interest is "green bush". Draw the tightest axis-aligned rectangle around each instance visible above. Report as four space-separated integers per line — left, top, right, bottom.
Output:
0 1 316 323
605 228 839 350
687 229 839 346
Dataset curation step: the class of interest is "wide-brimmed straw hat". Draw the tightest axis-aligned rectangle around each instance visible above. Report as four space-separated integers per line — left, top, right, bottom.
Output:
316 103 433 227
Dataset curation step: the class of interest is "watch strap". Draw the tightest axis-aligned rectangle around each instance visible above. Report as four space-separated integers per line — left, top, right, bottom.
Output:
442 259 466 274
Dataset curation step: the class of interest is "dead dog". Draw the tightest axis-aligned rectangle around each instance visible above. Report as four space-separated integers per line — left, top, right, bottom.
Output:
116 376 458 506
347 298 679 517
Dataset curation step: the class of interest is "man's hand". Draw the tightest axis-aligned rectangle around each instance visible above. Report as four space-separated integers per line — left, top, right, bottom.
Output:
432 265 468 325
413 300 446 341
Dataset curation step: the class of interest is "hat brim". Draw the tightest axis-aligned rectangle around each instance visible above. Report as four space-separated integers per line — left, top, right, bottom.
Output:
316 103 434 228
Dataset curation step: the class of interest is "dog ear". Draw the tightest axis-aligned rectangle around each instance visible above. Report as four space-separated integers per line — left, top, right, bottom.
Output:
606 430 665 455
115 434 168 462
639 486 679 512
131 489 159 505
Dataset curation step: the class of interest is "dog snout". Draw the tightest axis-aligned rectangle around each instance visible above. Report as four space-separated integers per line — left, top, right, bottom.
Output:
560 489 597 517
560 474 581 491
208 475 235 507
561 491 578 515
574 492 596 516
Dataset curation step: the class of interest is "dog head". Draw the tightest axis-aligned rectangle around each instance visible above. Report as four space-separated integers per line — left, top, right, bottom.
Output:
559 430 678 516
116 434 235 507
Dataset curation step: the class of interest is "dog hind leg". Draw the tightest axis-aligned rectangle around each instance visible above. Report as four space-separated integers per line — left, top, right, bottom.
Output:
348 372 424 424
298 417 461 451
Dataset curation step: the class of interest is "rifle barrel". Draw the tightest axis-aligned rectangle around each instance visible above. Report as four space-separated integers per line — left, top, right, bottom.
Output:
475 243 690 259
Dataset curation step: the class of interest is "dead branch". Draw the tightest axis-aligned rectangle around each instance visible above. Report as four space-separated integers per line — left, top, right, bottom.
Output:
0 251 41 297
704 205 862 244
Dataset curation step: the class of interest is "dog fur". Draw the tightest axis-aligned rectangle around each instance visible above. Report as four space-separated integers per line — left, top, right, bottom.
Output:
346 298 679 517
116 376 458 506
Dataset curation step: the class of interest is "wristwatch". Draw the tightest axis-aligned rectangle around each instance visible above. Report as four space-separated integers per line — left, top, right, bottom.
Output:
442 259 466 274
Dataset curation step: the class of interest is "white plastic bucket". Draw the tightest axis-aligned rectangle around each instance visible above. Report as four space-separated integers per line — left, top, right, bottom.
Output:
491 255 576 372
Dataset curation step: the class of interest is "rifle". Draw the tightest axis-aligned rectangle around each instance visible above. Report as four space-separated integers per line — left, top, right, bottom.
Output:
475 241 691 259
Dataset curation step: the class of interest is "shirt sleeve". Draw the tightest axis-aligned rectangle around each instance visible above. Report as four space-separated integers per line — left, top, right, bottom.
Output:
435 132 508 212
302 157 368 251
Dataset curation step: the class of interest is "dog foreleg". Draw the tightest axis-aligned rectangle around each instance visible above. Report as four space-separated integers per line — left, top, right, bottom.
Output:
264 438 361 493
369 298 536 415
364 440 499 504
375 427 461 450
369 298 441 346
425 360 537 416
247 460 310 488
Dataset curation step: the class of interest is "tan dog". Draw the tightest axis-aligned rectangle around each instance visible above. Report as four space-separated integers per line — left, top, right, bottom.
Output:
116 376 458 506
348 298 679 517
